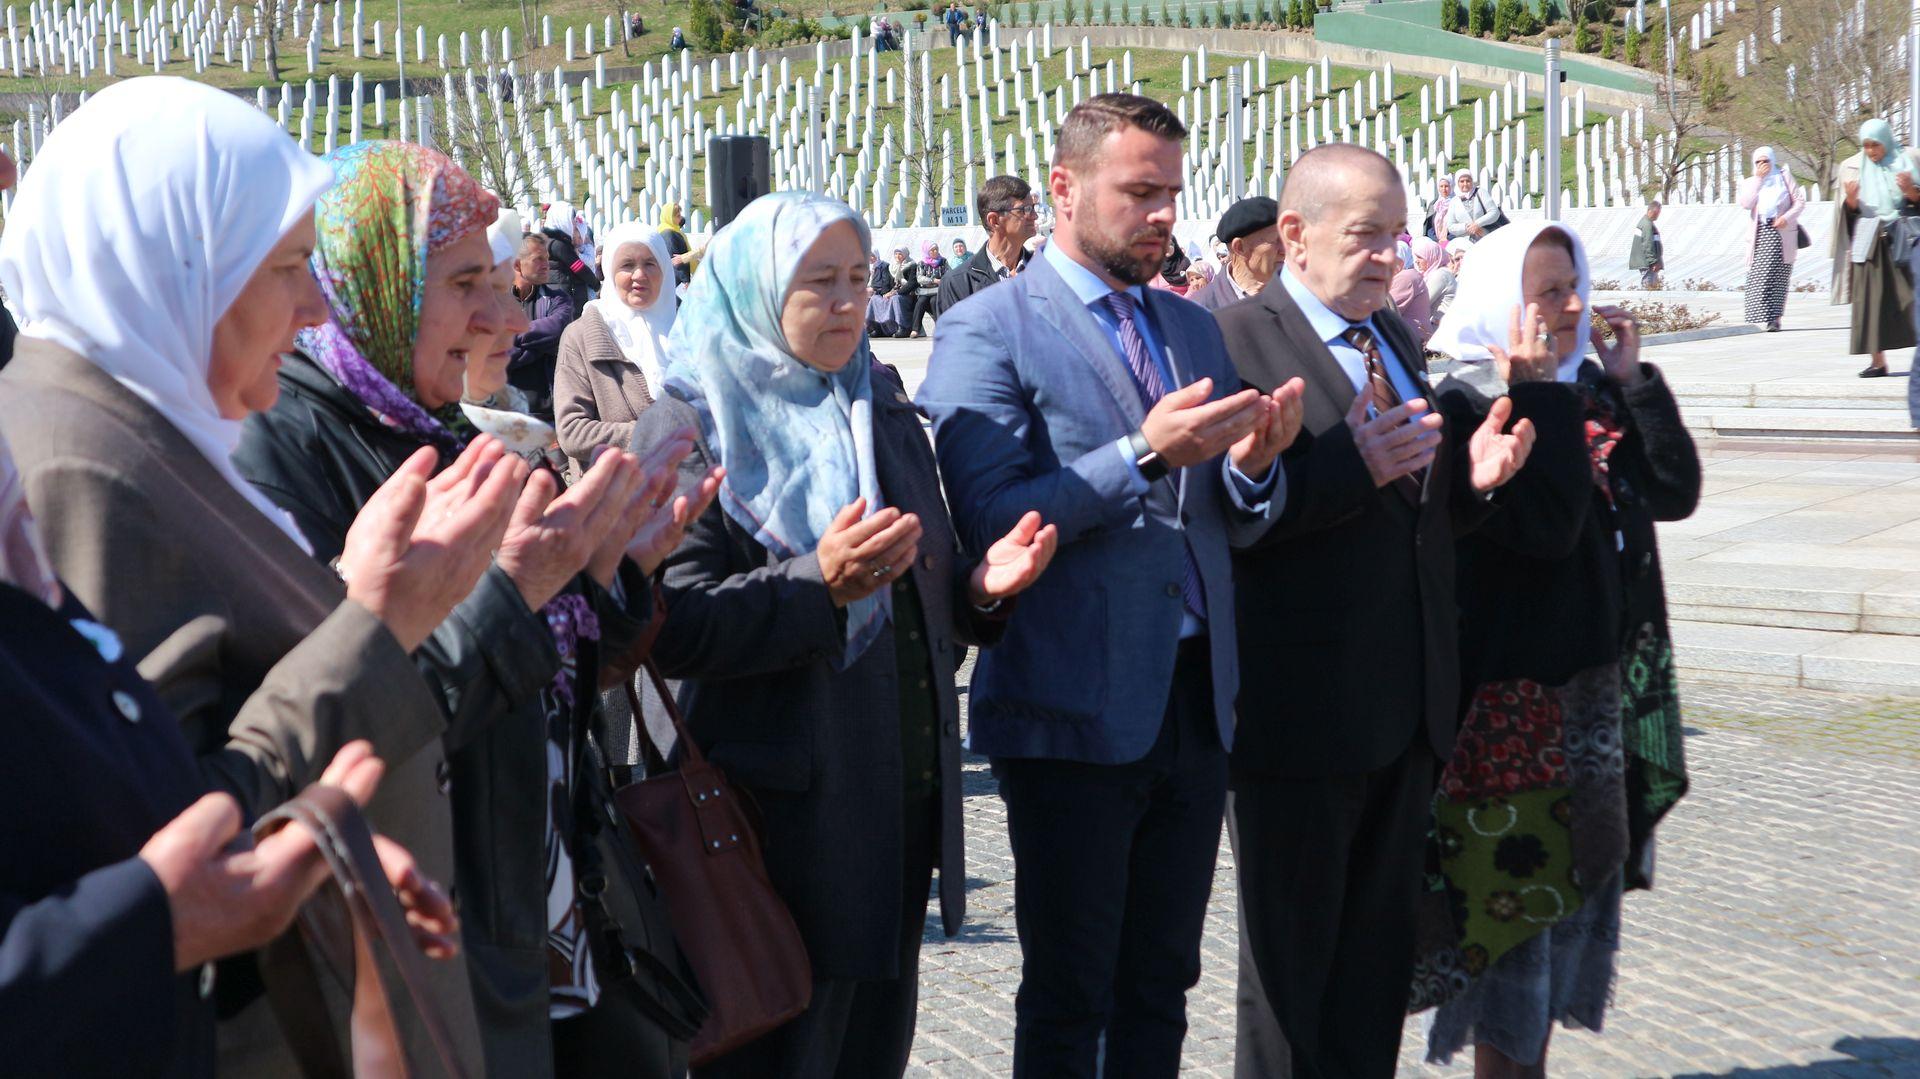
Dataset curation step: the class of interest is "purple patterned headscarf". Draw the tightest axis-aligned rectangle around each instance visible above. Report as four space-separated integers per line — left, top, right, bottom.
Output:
297 141 499 451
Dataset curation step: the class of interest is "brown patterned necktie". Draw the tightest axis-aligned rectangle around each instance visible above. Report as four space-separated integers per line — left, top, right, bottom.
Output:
1341 323 1426 501
1342 324 1400 416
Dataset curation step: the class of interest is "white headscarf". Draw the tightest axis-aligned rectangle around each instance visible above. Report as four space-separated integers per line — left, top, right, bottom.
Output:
487 207 524 265
1752 146 1793 218
1428 219 1592 384
543 199 594 262
590 221 678 392
0 76 332 552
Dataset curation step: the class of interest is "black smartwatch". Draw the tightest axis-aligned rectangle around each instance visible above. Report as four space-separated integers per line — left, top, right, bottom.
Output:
1128 430 1170 483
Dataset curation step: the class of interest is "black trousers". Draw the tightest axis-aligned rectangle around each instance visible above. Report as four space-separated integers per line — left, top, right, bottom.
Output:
992 637 1225 1079
551 976 690 1078
1228 739 1436 1079
907 292 939 336
695 794 936 1079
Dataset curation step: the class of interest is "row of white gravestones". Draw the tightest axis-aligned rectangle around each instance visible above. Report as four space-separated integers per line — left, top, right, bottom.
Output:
0 0 640 80
2 30 1667 231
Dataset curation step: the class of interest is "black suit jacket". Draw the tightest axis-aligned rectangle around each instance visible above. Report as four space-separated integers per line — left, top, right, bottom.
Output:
934 245 1027 316
0 582 214 1077
1216 283 1493 779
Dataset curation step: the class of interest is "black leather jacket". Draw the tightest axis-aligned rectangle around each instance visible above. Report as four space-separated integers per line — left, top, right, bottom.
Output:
233 352 690 1077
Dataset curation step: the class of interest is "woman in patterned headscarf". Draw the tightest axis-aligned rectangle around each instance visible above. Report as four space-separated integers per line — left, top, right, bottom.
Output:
632 191 1058 1077
1419 221 1700 1078
234 140 714 1079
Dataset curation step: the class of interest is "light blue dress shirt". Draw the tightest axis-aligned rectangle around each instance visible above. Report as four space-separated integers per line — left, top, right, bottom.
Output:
1278 267 1424 410
1042 241 1276 636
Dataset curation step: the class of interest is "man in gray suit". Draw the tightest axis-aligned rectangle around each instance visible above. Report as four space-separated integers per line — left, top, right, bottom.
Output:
919 93 1304 1077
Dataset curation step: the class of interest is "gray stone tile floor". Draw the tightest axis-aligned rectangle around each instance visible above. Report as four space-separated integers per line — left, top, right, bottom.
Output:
869 295 1920 1075
907 680 1920 1077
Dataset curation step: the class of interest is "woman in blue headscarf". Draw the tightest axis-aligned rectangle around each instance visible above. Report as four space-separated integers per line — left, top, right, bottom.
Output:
1832 118 1920 377
632 191 1058 1077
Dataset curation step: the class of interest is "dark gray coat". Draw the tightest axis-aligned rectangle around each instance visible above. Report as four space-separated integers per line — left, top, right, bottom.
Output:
633 362 1003 981
234 353 665 1078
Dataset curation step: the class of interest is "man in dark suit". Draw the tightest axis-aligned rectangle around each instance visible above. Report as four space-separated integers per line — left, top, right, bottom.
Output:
1213 143 1538 1079
936 173 1037 316
919 94 1303 1078
1189 195 1281 312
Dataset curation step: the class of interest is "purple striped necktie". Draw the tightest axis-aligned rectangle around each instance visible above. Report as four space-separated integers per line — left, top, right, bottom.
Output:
1100 291 1207 623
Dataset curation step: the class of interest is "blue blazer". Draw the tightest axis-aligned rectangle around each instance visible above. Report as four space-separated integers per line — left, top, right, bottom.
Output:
917 248 1280 765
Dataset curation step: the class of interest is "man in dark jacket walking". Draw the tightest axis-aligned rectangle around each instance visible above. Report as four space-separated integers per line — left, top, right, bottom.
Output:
1629 200 1664 289
936 174 1036 317
509 233 581 419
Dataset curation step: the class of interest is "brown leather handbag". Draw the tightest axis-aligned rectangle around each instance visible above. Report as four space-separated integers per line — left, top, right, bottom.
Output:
616 661 812 1065
252 784 472 1078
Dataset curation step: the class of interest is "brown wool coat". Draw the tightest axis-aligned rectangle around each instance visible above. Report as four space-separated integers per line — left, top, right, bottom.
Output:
554 304 658 474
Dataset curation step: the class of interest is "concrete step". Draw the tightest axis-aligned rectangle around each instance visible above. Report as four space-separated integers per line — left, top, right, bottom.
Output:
1671 619 1920 697
1671 379 1911 411
1681 406 1918 442
1662 560 1920 635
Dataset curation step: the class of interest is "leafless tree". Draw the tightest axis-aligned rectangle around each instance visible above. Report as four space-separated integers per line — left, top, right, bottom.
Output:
896 44 983 225
251 0 286 81
441 73 557 207
1762 0 1910 188
1649 34 1709 200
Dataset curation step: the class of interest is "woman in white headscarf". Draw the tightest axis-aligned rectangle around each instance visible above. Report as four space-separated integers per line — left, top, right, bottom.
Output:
1831 120 1920 376
1737 146 1807 334
1421 221 1699 1079
553 220 679 476
0 75 508 1073
1445 168 1504 246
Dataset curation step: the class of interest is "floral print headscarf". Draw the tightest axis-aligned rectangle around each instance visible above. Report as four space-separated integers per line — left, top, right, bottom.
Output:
297 140 499 449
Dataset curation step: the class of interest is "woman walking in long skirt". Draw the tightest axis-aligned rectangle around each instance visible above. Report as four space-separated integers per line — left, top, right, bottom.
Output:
1831 119 1920 377
1737 147 1805 333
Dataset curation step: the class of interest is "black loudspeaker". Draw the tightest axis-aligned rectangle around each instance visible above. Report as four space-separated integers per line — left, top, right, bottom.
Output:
706 135 771 230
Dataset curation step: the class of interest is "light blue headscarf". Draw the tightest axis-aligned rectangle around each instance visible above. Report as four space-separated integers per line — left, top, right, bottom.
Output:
1856 118 1909 219
661 191 888 669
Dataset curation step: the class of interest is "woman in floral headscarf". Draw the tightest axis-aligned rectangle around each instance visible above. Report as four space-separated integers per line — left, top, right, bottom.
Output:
632 191 1057 1076
234 140 713 1079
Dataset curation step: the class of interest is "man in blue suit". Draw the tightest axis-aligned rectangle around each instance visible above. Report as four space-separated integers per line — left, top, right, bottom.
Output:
918 93 1304 1077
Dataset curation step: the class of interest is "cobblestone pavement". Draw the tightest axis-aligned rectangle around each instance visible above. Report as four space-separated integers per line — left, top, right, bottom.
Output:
907 679 1920 1077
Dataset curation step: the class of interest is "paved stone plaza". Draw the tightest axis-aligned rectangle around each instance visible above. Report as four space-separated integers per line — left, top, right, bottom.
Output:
907 679 1920 1077
877 307 1920 1076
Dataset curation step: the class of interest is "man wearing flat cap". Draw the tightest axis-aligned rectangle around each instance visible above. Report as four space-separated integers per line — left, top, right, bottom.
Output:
1190 195 1282 312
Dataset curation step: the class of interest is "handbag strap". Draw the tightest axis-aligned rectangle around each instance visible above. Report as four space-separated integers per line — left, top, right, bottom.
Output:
628 658 709 769
254 785 470 1079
